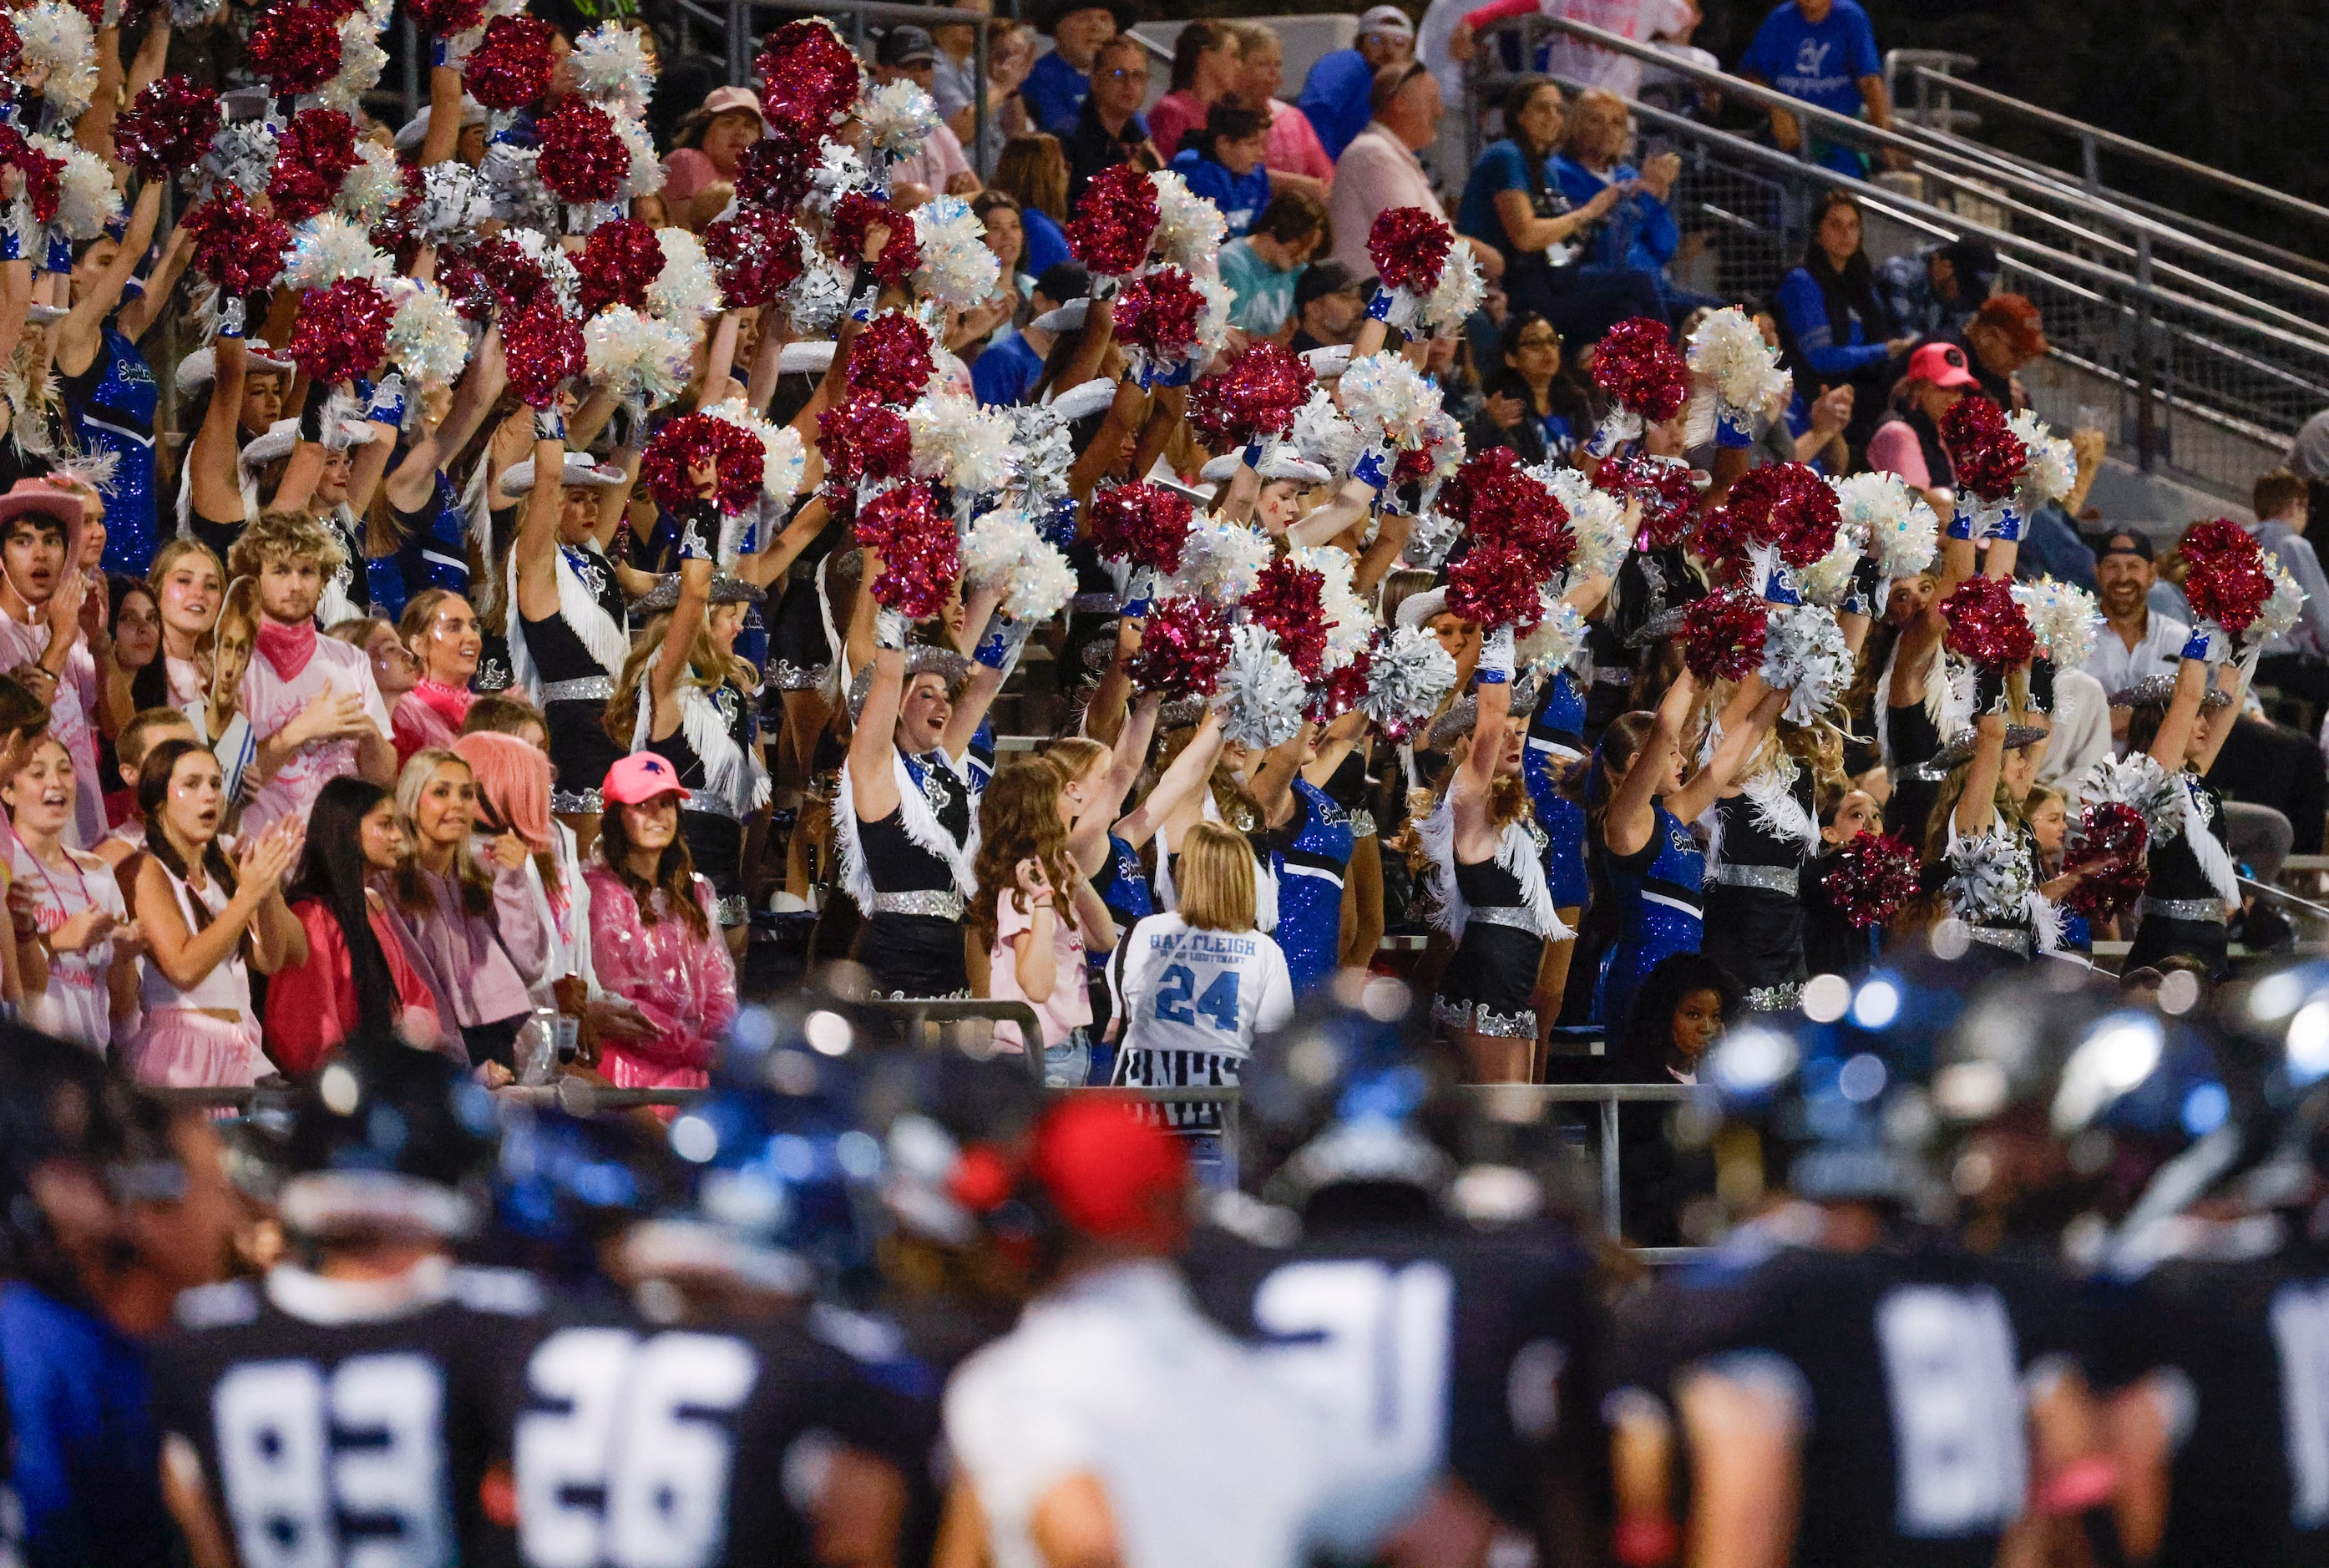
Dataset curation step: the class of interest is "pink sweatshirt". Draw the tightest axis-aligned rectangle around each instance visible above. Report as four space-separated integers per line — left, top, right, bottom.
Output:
582 864 737 1090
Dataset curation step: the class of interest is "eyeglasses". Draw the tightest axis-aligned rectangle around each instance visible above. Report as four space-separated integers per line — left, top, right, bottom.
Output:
1101 67 1149 82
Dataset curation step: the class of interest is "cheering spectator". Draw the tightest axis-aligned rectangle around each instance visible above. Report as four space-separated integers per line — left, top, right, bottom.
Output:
2089 530 2188 704
1170 105 1274 238
1222 23 1334 200
1220 193 1329 338
6 736 134 1054
1866 341 1976 515
1466 314 1595 467
0 483 104 850
264 776 443 1073
2246 470 2329 717
1736 0 1895 177
1148 19 1240 164
992 134 1075 276
104 576 165 746
1023 0 1129 136
1875 236 1999 340
1064 34 1161 206
1554 89 1700 319
390 590 482 770
661 86 766 231
1298 5 1416 163
1455 77 1646 337
1288 261 1368 355
1329 63 1456 279
878 28 980 199
1770 191 1912 451
971 191 1035 307
973 262 1092 407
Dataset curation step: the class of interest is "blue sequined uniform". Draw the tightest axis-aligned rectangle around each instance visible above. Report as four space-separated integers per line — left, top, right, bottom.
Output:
62 321 159 576
368 469 470 622
1086 832 1156 1085
1595 800 1704 1044
1270 777 1354 992
1524 668 1590 909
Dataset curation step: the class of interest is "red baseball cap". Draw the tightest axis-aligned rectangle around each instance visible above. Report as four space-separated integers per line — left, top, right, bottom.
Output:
601 752 691 807
1906 341 1980 390
1029 1095 1188 1248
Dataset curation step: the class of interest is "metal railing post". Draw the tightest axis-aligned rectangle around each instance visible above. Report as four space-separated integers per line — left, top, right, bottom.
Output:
2079 131 2100 197
1600 1097 1622 1237
728 0 748 87
2134 231 2158 472
403 14 421 122
973 20 991 182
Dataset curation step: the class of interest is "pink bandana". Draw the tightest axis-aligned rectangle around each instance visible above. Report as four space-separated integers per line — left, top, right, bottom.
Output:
255 618 318 682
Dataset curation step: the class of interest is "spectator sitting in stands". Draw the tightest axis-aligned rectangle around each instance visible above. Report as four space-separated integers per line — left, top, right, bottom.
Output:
1297 5 1415 164
878 28 980 197
1875 236 1998 341
2287 408 2329 526
1933 293 2047 412
2246 468 2329 723
972 191 1035 306
1219 192 1328 340
1329 63 1464 278
1147 20 1239 164
1465 312 1595 468
660 87 764 232
1771 190 1912 453
992 134 1074 277
1064 34 1159 206
932 6 1033 175
1022 0 1128 137
1866 341 1972 516
1735 0 1898 178
1170 105 1273 238
1223 23 1333 202
1553 88 1712 322
971 262 1091 407
1287 261 1367 356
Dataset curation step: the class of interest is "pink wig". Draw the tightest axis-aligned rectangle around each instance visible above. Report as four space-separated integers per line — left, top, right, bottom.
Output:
453 731 554 853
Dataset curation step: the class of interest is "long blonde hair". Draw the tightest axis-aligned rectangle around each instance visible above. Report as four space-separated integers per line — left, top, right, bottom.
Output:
1177 822 1256 933
391 748 495 918
603 610 752 746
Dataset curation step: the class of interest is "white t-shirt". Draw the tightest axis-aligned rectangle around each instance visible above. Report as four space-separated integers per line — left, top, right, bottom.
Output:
2089 609 2190 707
1540 0 1697 99
10 837 128 1052
238 634 392 834
1111 913 1294 1065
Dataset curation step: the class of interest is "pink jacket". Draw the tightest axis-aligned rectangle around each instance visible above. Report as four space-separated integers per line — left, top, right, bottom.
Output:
582 865 737 1090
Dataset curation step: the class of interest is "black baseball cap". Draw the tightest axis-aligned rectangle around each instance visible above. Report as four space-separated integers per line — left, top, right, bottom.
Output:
1939 236 2000 291
878 25 937 67
1033 260 1091 306
1294 260 1363 310
2096 528 2154 563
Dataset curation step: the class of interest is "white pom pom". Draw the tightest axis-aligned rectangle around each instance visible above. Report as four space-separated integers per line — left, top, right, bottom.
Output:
1794 532 1861 608
35 135 117 240
2011 576 2101 669
1339 352 1440 451
2007 408 2078 509
284 211 394 290
317 10 387 114
1761 602 1852 726
1149 169 1226 276
1831 469 1938 579
964 508 1076 623
1542 466 1628 583
613 113 664 200
384 278 469 387
908 391 1018 498
1294 544 1375 669
480 141 559 231
18 3 96 120
909 194 1001 311
1683 305 1792 445
706 395 806 503
806 139 872 214
585 305 694 412
1406 508 1462 570
2077 751 2183 843
1291 387 1362 478
1008 403 1075 513
507 228 580 315
861 79 941 160
646 226 720 326
785 246 853 335
2254 565 2306 650
1172 514 1273 602
200 119 277 199
168 0 225 26
1359 625 1458 736
1417 244 1483 336
572 22 655 114
333 140 402 227
1519 597 1587 675
413 161 488 243
1216 624 1307 747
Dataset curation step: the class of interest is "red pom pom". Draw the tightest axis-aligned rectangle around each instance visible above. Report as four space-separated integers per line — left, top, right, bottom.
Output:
702 206 803 311
1595 450 1700 549
2063 802 2149 921
114 77 219 182
826 191 919 288
502 295 585 409
535 99 629 205
1188 341 1315 451
0 15 23 81
641 412 767 516
843 311 937 407
1127 597 1233 698
2180 517 2274 635
1305 650 1372 726
753 20 862 128
0 129 60 226
182 185 289 295
246 3 344 99
464 233 556 316
433 245 495 321
1825 832 1921 928
464 15 557 111
1679 584 1768 681
1592 316 1691 423
1112 266 1206 371
408 0 483 36
1941 574 2036 670
575 217 666 316
1086 482 1193 574
286 277 392 385
1065 163 1159 278
816 394 914 493
853 483 959 619
1366 207 1452 297
1705 461 1837 573
1446 544 1545 634
732 133 815 214
268 108 359 224
1940 395 2027 503
1454 458 1572 581
1244 557 1330 680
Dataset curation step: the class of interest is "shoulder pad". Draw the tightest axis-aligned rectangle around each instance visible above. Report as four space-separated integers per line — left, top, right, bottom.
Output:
448 1266 544 1318
175 1280 260 1331
1205 1189 1301 1249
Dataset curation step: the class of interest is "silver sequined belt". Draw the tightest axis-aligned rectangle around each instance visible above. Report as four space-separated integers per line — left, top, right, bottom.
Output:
539 676 615 703
1468 905 1544 935
1709 863 1800 895
549 787 603 814
873 889 965 919
1744 981 1803 1012
2139 895 2228 926
1431 996 1537 1039
685 794 746 823
1965 924 2033 957
1071 593 1120 615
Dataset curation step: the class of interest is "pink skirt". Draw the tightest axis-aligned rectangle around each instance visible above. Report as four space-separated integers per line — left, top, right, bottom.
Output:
124 1009 268 1087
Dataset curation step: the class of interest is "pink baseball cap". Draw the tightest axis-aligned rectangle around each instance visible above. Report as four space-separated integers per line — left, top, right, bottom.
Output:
1906 341 1980 390
602 752 691 807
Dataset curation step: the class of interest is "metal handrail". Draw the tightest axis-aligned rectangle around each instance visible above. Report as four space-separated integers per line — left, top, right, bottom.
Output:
1466 1082 1710 1236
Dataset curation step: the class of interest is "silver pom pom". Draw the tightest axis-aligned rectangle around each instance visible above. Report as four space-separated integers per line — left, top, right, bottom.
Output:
2012 577 2101 669
1216 624 1306 748
1359 625 1458 736
1405 508 1462 570
2077 751 2184 845
1945 826 2036 925
785 247 853 336
572 21 655 115
200 119 278 200
1761 602 1852 726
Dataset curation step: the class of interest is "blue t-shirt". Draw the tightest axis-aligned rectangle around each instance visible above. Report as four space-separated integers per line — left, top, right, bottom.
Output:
2 1282 170 1568
1023 49 1091 137
1169 149 1271 237
1456 139 1552 252
1294 48 1375 161
1218 238 1299 335
1739 0 1881 116
971 329 1046 407
1552 158 1678 276
1022 206 1071 276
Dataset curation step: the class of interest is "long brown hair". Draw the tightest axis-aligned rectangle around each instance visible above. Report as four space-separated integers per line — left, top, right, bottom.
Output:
136 737 246 957
992 134 1070 222
1923 761 2026 864
970 760 1080 952
598 791 710 941
391 748 495 918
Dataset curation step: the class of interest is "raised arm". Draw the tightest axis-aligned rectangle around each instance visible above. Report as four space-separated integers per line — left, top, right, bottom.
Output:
1953 708 2010 837
510 418 567 624
419 62 465 169
1071 689 1160 873
188 330 251 525
53 182 159 378
1671 680 1785 824
1115 708 1223 850
647 552 713 738
115 221 190 343
847 560 906 822
1249 723 1313 830
2146 645 2210 773
1605 670 1695 857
